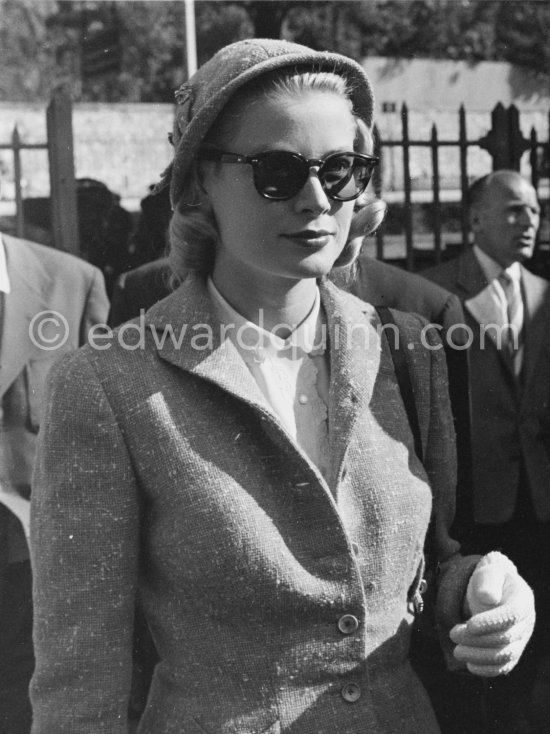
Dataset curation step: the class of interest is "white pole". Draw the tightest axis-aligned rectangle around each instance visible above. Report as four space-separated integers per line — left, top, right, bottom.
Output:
184 0 197 78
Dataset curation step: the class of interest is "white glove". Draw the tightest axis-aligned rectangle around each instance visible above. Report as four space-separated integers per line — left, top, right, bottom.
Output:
450 551 535 677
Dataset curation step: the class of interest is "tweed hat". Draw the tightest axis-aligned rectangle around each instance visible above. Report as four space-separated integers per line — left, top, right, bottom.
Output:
157 38 375 208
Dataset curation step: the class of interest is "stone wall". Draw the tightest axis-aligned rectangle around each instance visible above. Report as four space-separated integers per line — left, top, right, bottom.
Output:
0 102 174 206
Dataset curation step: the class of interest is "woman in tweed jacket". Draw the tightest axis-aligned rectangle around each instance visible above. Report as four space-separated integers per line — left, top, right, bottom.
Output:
30 40 534 734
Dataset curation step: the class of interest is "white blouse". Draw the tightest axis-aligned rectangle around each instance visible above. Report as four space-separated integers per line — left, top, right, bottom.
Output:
207 278 330 477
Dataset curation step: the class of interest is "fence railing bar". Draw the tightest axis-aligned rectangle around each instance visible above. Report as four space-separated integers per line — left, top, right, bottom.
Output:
530 128 539 189
430 124 442 264
379 140 481 148
0 143 47 151
372 123 386 260
12 126 25 239
47 87 79 254
401 103 414 269
458 105 470 251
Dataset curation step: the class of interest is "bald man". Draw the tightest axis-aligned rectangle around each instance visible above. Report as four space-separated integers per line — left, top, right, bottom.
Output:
424 171 550 734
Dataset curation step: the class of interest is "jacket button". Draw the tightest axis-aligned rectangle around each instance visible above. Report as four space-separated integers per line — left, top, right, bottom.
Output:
341 681 361 702
337 614 360 634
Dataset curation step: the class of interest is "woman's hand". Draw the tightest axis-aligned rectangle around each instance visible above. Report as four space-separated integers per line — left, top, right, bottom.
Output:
449 551 535 677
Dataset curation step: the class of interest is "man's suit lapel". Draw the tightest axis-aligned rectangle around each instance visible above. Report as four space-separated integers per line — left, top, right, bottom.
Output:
0 235 52 399
458 249 519 380
455 248 489 299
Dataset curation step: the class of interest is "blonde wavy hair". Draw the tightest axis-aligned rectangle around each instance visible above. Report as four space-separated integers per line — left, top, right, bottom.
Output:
169 70 386 279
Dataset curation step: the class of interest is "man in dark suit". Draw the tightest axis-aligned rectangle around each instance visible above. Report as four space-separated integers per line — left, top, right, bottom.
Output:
423 170 550 734
0 233 109 733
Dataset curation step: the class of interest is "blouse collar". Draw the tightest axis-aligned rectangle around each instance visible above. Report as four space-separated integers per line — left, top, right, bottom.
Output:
206 277 326 364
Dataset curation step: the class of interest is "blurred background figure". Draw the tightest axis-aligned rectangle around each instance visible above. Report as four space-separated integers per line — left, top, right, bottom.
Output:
20 198 53 247
126 185 172 269
75 178 134 297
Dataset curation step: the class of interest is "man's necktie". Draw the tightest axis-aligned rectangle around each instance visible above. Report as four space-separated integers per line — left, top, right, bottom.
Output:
498 269 524 374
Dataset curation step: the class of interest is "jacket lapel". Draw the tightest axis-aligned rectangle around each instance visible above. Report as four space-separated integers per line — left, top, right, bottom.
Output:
0 235 52 399
145 273 270 414
320 279 379 488
456 248 489 300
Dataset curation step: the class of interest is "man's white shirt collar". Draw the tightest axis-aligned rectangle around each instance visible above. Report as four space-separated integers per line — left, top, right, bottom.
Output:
0 234 11 294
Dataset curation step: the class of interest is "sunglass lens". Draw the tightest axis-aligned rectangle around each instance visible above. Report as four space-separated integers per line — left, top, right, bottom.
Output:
254 152 306 199
320 154 374 201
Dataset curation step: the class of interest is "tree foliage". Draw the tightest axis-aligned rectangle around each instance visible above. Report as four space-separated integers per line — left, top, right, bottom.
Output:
1 0 549 103
0 0 59 100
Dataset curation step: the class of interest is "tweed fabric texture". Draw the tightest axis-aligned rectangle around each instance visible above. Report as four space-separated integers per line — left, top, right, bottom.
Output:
30 276 478 733
156 38 375 207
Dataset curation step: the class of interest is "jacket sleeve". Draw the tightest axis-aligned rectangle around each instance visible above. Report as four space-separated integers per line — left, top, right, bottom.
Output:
402 316 479 669
30 349 139 732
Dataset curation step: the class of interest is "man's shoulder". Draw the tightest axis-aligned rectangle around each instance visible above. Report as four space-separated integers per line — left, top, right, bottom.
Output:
365 257 453 297
115 257 173 306
421 251 467 287
3 233 101 280
324 275 430 333
522 264 550 309
349 255 462 326
522 263 550 288
121 257 172 290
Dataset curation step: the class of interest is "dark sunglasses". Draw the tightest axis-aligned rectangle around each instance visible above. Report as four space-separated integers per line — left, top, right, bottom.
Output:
199 149 379 202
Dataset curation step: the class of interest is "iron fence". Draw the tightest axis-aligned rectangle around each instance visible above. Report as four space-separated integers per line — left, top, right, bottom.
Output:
0 88 79 254
372 103 550 271
2 97 549 272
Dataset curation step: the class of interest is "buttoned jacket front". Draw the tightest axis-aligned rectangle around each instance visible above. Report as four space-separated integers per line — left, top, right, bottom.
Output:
31 275 476 734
